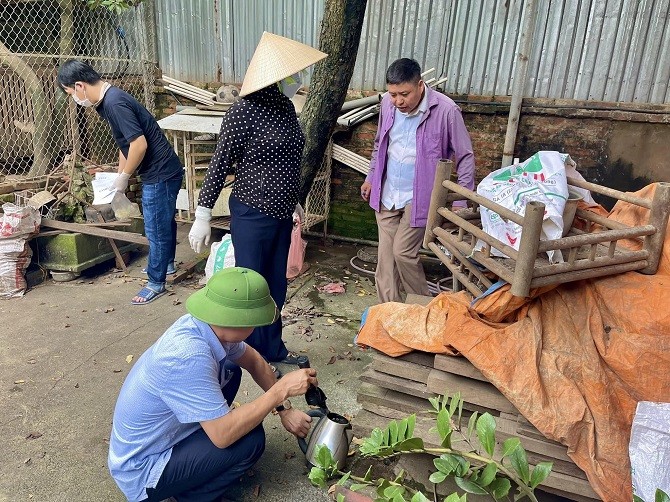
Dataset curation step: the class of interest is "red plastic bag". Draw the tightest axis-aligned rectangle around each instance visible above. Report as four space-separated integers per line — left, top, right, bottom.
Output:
286 217 307 279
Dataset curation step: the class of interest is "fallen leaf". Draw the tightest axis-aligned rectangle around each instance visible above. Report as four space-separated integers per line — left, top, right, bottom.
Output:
14 379 25 384
64 324 71 328
125 355 133 364
27 359 36 364
104 307 114 313
347 344 354 347
26 432 42 440
327 319 335 324
336 380 346 384
24 458 31 465
252 484 261 497
328 346 336 353
113 369 122 373
74 383 79 388
327 355 337 365
284 451 295 460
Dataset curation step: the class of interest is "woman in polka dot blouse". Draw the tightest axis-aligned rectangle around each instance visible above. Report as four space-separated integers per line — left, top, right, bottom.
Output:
189 32 327 365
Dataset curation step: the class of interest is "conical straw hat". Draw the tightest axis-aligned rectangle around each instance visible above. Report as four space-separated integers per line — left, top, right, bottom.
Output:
240 32 327 97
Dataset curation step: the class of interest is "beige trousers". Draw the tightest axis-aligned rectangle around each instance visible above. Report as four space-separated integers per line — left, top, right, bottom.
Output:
375 204 430 303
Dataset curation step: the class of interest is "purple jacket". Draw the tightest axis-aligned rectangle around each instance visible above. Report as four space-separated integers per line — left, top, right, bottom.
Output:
365 86 475 227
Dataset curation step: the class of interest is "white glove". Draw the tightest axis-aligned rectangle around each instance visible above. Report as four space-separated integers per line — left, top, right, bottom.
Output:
188 206 212 254
113 172 131 193
292 203 304 224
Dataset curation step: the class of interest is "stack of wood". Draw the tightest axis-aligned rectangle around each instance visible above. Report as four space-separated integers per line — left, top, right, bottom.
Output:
353 298 600 501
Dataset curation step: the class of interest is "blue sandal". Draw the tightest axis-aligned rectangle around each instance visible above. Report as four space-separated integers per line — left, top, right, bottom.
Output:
131 286 166 305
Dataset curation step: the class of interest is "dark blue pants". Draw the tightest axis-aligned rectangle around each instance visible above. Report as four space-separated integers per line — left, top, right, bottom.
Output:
141 175 183 290
229 196 292 362
144 362 265 502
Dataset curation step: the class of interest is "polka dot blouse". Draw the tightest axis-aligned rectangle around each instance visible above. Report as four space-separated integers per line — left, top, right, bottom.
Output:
198 84 305 219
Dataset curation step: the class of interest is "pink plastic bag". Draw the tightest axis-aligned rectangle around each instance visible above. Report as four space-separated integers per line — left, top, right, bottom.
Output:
286 217 307 279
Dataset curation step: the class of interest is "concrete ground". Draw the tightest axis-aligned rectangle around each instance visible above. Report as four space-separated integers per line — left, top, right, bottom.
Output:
0 223 379 502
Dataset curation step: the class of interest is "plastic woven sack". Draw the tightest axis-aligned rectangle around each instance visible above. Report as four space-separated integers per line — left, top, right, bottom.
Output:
630 401 670 501
203 234 235 283
476 151 571 263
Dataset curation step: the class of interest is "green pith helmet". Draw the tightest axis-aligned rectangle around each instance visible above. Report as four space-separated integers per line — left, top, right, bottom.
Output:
186 267 279 327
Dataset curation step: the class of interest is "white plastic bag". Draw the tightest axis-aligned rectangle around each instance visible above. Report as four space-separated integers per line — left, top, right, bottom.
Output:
203 234 235 283
476 151 572 263
630 401 670 501
91 172 119 205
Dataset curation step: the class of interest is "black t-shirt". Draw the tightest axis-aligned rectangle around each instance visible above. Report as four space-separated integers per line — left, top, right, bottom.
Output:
96 87 182 184
197 84 305 219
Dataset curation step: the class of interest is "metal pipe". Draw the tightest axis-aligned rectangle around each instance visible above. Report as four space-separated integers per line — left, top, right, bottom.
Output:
340 94 383 112
502 0 540 167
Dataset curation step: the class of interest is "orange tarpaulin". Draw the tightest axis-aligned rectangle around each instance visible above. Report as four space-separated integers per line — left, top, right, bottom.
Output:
357 184 670 502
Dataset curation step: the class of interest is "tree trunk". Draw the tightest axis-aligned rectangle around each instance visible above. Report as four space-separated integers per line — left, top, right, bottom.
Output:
298 0 368 205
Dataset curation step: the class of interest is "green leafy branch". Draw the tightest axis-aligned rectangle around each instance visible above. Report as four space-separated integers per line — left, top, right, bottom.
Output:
84 0 145 15
308 393 553 502
634 489 670 502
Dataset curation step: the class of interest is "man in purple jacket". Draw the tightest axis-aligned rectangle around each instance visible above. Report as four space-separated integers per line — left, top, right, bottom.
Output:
360 58 475 303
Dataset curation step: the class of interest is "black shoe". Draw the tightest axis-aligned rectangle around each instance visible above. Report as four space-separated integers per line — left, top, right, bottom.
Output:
280 351 302 365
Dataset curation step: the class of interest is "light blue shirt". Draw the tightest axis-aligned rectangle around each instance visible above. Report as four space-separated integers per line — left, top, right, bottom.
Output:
108 314 246 501
381 90 428 210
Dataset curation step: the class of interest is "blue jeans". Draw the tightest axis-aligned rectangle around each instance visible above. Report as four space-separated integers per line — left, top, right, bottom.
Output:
144 362 265 502
141 176 182 290
229 196 292 362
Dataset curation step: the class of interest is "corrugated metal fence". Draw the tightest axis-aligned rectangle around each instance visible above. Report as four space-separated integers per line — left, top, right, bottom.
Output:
156 0 670 105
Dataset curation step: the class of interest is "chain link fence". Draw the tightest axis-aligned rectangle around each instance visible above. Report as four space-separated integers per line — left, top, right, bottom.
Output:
0 0 156 179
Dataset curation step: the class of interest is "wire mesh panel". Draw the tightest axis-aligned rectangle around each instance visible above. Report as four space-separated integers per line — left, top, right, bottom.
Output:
0 0 155 179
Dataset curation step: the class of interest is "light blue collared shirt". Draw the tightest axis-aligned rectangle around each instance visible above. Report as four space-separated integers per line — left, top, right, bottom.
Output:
108 314 246 501
381 90 428 210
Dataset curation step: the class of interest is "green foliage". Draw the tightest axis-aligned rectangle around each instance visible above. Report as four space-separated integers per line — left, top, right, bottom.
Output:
634 489 670 502
84 0 145 15
308 393 555 502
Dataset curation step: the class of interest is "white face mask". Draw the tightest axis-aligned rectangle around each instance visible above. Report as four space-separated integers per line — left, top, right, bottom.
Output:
278 71 304 99
72 83 95 108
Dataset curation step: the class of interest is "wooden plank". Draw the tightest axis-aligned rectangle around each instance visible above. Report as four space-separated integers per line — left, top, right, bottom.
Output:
433 354 488 381
427 368 519 415
166 257 205 285
357 383 432 416
371 353 431 384
396 350 435 367
41 219 149 246
500 411 565 447
352 409 598 499
359 368 435 401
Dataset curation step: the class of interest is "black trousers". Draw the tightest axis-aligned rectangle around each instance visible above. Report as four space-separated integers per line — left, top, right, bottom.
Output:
229 196 292 362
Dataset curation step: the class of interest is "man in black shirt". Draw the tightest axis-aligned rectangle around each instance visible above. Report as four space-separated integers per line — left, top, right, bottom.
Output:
58 60 183 305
